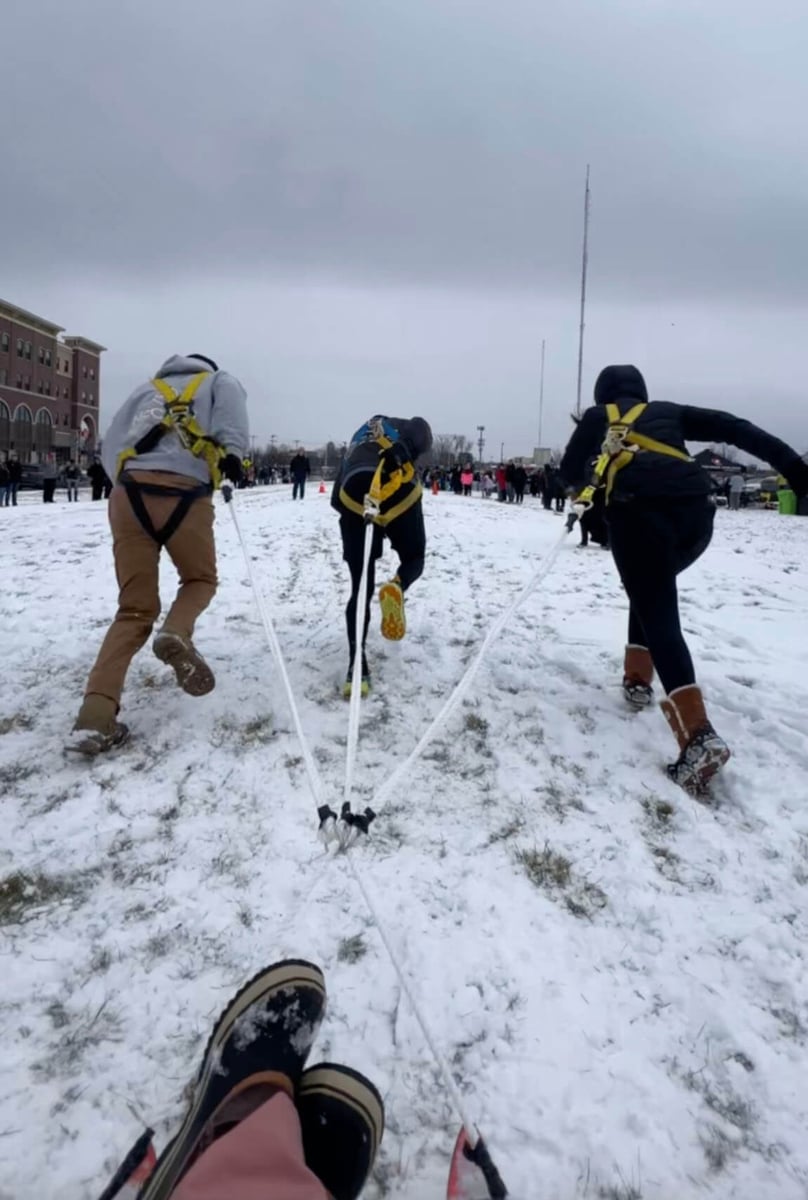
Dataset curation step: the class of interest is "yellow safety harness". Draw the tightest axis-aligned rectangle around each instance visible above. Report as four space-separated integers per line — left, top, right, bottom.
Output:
116 372 227 488
576 402 693 507
338 418 420 526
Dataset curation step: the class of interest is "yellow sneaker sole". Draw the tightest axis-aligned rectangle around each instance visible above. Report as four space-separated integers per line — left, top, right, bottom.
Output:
342 678 370 699
379 581 406 640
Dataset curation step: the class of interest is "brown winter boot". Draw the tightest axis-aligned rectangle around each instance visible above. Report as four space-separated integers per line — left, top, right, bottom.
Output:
66 694 129 757
153 629 215 696
622 644 654 709
660 685 730 794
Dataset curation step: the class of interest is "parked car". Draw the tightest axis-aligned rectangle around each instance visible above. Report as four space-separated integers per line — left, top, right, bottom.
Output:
19 464 49 490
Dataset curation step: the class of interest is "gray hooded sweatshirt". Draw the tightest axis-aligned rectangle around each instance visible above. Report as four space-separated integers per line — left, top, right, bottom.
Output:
101 355 249 486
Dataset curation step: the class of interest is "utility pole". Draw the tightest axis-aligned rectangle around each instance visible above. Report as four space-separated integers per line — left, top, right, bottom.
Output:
500 440 504 461
538 338 546 448
575 165 591 418
476 424 485 464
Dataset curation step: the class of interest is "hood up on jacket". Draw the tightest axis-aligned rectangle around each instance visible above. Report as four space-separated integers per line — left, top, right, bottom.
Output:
593 364 648 407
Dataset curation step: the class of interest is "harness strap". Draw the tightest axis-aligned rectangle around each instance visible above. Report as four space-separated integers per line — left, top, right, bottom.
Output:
122 478 212 546
117 373 227 488
591 402 693 502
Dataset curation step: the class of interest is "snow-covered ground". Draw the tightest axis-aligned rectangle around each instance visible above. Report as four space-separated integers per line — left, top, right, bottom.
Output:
2 487 808 1200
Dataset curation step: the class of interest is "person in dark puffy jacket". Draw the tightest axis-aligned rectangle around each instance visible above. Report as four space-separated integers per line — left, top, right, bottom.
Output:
560 364 808 793
331 415 433 696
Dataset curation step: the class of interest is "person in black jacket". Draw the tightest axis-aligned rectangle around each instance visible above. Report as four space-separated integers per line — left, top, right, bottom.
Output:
331 415 433 696
87 457 107 501
560 364 808 793
289 449 310 500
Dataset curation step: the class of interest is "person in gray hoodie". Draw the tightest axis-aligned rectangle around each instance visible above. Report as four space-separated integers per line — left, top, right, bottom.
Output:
67 353 249 756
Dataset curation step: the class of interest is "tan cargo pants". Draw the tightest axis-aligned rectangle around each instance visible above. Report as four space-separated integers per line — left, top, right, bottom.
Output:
85 471 217 706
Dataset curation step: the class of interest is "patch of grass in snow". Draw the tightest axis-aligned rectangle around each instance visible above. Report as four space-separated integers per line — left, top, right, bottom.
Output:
212 713 274 748
641 795 675 829
32 997 123 1079
598 1185 642 1200
541 781 585 822
0 868 99 926
516 843 607 919
770 1006 806 1041
337 933 368 964
0 760 39 789
486 816 525 845
0 712 34 735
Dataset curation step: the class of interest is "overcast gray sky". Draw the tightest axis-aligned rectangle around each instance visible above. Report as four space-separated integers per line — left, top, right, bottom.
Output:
3 0 807 455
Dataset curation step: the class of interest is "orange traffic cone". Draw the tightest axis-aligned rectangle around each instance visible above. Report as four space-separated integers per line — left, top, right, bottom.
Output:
318 480 326 494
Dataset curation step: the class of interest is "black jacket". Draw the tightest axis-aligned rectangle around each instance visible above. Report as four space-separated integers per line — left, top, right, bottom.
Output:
289 453 310 481
7 459 21 483
561 370 808 502
331 415 432 522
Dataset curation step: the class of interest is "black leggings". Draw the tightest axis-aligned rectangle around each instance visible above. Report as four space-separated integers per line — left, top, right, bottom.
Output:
608 498 715 694
340 501 426 652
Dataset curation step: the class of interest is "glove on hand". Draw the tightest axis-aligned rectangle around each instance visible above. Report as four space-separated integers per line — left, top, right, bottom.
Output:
221 454 244 484
785 458 808 498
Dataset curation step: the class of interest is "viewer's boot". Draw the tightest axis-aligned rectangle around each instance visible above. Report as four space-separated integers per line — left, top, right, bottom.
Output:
297 1063 385 1200
66 694 129 757
622 644 654 709
153 629 215 696
660 685 730 793
133 960 327 1200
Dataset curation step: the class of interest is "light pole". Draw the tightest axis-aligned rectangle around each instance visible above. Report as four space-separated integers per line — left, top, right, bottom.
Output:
500 440 504 462
538 339 545 449
476 424 485 465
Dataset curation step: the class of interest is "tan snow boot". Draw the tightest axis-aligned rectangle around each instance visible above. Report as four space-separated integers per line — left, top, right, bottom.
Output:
622 644 654 709
66 694 129 757
153 629 215 696
660 685 730 793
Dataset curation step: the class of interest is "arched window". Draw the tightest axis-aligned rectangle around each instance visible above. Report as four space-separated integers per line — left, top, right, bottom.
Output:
79 413 96 457
12 404 33 463
35 408 53 460
0 401 10 455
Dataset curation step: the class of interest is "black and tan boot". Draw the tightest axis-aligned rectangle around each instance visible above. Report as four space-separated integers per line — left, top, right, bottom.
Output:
622 644 654 709
297 1063 385 1200
65 694 129 757
135 959 326 1200
661 685 730 793
153 629 215 696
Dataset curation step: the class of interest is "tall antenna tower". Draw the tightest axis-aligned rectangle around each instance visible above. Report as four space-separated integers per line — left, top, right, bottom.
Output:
575 165 591 418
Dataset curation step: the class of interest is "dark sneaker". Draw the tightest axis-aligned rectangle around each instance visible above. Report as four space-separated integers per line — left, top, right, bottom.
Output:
667 728 731 794
297 1063 385 1200
622 679 654 709
65 694 129 757
138 959 326 1200
153 630 215 697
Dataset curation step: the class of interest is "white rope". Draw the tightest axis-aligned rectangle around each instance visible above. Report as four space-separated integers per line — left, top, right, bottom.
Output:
370 523 572 814
224 490 523 1190
224 493 330 815
343 518 376 811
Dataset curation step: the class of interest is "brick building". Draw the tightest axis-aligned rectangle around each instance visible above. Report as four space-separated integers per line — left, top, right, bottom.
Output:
0 298 105 464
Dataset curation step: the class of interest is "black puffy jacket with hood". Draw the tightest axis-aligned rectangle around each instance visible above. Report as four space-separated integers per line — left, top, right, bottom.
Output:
560 365 808 503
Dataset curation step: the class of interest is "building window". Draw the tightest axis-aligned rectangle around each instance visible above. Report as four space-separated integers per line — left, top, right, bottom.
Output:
35 408 53 457
38 347 44 364
16 338 24 356
90 367 96 380
0 333 9 352
45 350 52 367
82 366 88 378
45 381 51 396
23 377 31 391
0 400 9 455
24 341 32 360
0 369 6 385
16 374 22 388
37 381 44 393
64 386 70 399
12 404 34 462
